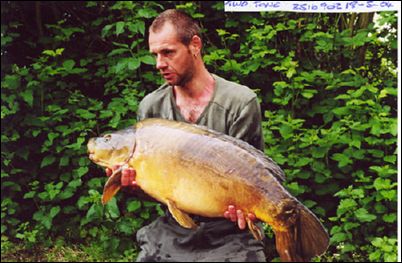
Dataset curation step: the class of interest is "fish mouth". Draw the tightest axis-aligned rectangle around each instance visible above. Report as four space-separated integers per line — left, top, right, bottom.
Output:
88 155 112 170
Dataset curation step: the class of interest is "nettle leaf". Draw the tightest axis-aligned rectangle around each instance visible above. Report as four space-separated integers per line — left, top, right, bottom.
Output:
40 155 56 168
301 89 318 99
373 178 392 190
331 232 348 243
383 213 396 223
127 200 142 212
21 89 33 107
331 153 352 167
76 109 96 119
63 60 75 71
59 156 69 166
355 208 377 222
106 198 120 219
337 198 357 216
50 206 61 218
86 203 104 221
332 107 349 116
279 124 293 139
294 157 312 167
75 167 89 177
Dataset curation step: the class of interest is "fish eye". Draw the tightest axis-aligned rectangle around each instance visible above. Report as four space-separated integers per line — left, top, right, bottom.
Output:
103 134 112 142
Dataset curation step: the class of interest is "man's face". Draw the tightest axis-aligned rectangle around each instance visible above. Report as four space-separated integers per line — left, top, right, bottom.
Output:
149 23 195 86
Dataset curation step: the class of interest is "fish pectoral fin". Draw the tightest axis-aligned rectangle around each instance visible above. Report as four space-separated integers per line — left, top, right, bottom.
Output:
102 166 123 205
246 217 263 241
166 199 197 229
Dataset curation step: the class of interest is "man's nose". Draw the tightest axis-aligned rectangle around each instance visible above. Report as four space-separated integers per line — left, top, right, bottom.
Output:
156 55 168 70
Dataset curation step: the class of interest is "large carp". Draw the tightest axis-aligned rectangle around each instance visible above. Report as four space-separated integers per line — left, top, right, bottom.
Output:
87 118 329 262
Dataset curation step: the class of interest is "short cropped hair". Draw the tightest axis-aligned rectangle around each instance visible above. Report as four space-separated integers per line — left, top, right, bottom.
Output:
149 9 201 45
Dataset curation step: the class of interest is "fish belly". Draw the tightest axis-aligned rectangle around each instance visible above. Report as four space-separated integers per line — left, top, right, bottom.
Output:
133 153 260 218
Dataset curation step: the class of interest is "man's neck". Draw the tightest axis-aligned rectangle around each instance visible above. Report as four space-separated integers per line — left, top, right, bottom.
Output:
174 67 214 100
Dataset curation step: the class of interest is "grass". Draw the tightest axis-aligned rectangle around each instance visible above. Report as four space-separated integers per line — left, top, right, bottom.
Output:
1 236 138 262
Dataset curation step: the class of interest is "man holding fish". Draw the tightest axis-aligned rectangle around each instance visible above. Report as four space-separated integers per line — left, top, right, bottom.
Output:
106 9 268 262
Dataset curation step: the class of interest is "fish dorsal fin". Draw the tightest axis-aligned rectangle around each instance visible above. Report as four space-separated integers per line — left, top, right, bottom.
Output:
166 199 198 229
212 132 286 183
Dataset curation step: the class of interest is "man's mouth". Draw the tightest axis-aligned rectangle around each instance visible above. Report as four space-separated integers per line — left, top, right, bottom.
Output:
162 72 174 79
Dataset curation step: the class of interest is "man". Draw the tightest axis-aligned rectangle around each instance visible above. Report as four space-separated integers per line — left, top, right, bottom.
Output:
106 9 267 262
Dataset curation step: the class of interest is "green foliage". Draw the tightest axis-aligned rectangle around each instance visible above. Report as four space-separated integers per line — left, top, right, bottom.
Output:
1 2 397 262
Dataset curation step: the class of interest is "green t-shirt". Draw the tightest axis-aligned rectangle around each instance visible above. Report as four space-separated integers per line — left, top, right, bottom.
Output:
138 74 264 151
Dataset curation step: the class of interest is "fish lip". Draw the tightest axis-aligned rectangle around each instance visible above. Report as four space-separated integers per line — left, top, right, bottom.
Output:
89 156 112 170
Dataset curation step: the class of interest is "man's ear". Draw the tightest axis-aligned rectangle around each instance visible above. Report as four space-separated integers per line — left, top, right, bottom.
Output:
190 35 202 56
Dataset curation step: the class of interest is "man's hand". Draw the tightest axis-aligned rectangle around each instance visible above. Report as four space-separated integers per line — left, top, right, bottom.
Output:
105 165 138 188
224 205 256 230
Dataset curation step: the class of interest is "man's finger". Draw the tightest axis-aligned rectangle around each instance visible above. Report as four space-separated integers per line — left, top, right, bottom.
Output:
237 210 246 230
105 168 112 177
247 213 256 221
224 211 230 219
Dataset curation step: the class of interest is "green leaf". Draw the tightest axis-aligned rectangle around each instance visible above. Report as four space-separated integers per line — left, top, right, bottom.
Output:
75 167 89 177
40 155 56 168
23 191 36 199
115 60 127 72
68 179 82 188
337 198 357 216
115 21 125 36
331 153 352 167
373 178 392 190
331 232 348 243
108 48 128 57
42 50 56 57
332 107 349 116
138 8 158 18
380 190 396 201
63 60 75 71
102 24 113 38
76 109 96 119
355 208 376 222
294 157 312 167
383 213 396 223
4 75 21 89
127 200 141 212
86 203 103 221
106 198 120 219
279 124 293 139
50 206 61 218
21 90 33 107
47 132 59 144
117 219 135 235
141 55 155 65
128 58 140 70
384 155 396 164
59 156 69 166
301 89 317 99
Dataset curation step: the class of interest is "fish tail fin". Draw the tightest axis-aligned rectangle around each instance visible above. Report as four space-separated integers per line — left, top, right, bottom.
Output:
274 206 329 262
297 206 329 260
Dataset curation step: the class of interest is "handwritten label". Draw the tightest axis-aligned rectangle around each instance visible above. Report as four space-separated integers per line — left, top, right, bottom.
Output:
224 1 399 12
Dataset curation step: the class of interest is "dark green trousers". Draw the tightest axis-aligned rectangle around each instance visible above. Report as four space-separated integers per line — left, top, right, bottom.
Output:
136 215 267 262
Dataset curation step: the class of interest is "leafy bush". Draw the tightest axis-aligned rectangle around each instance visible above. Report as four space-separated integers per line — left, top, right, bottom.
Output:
1 2 397 261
